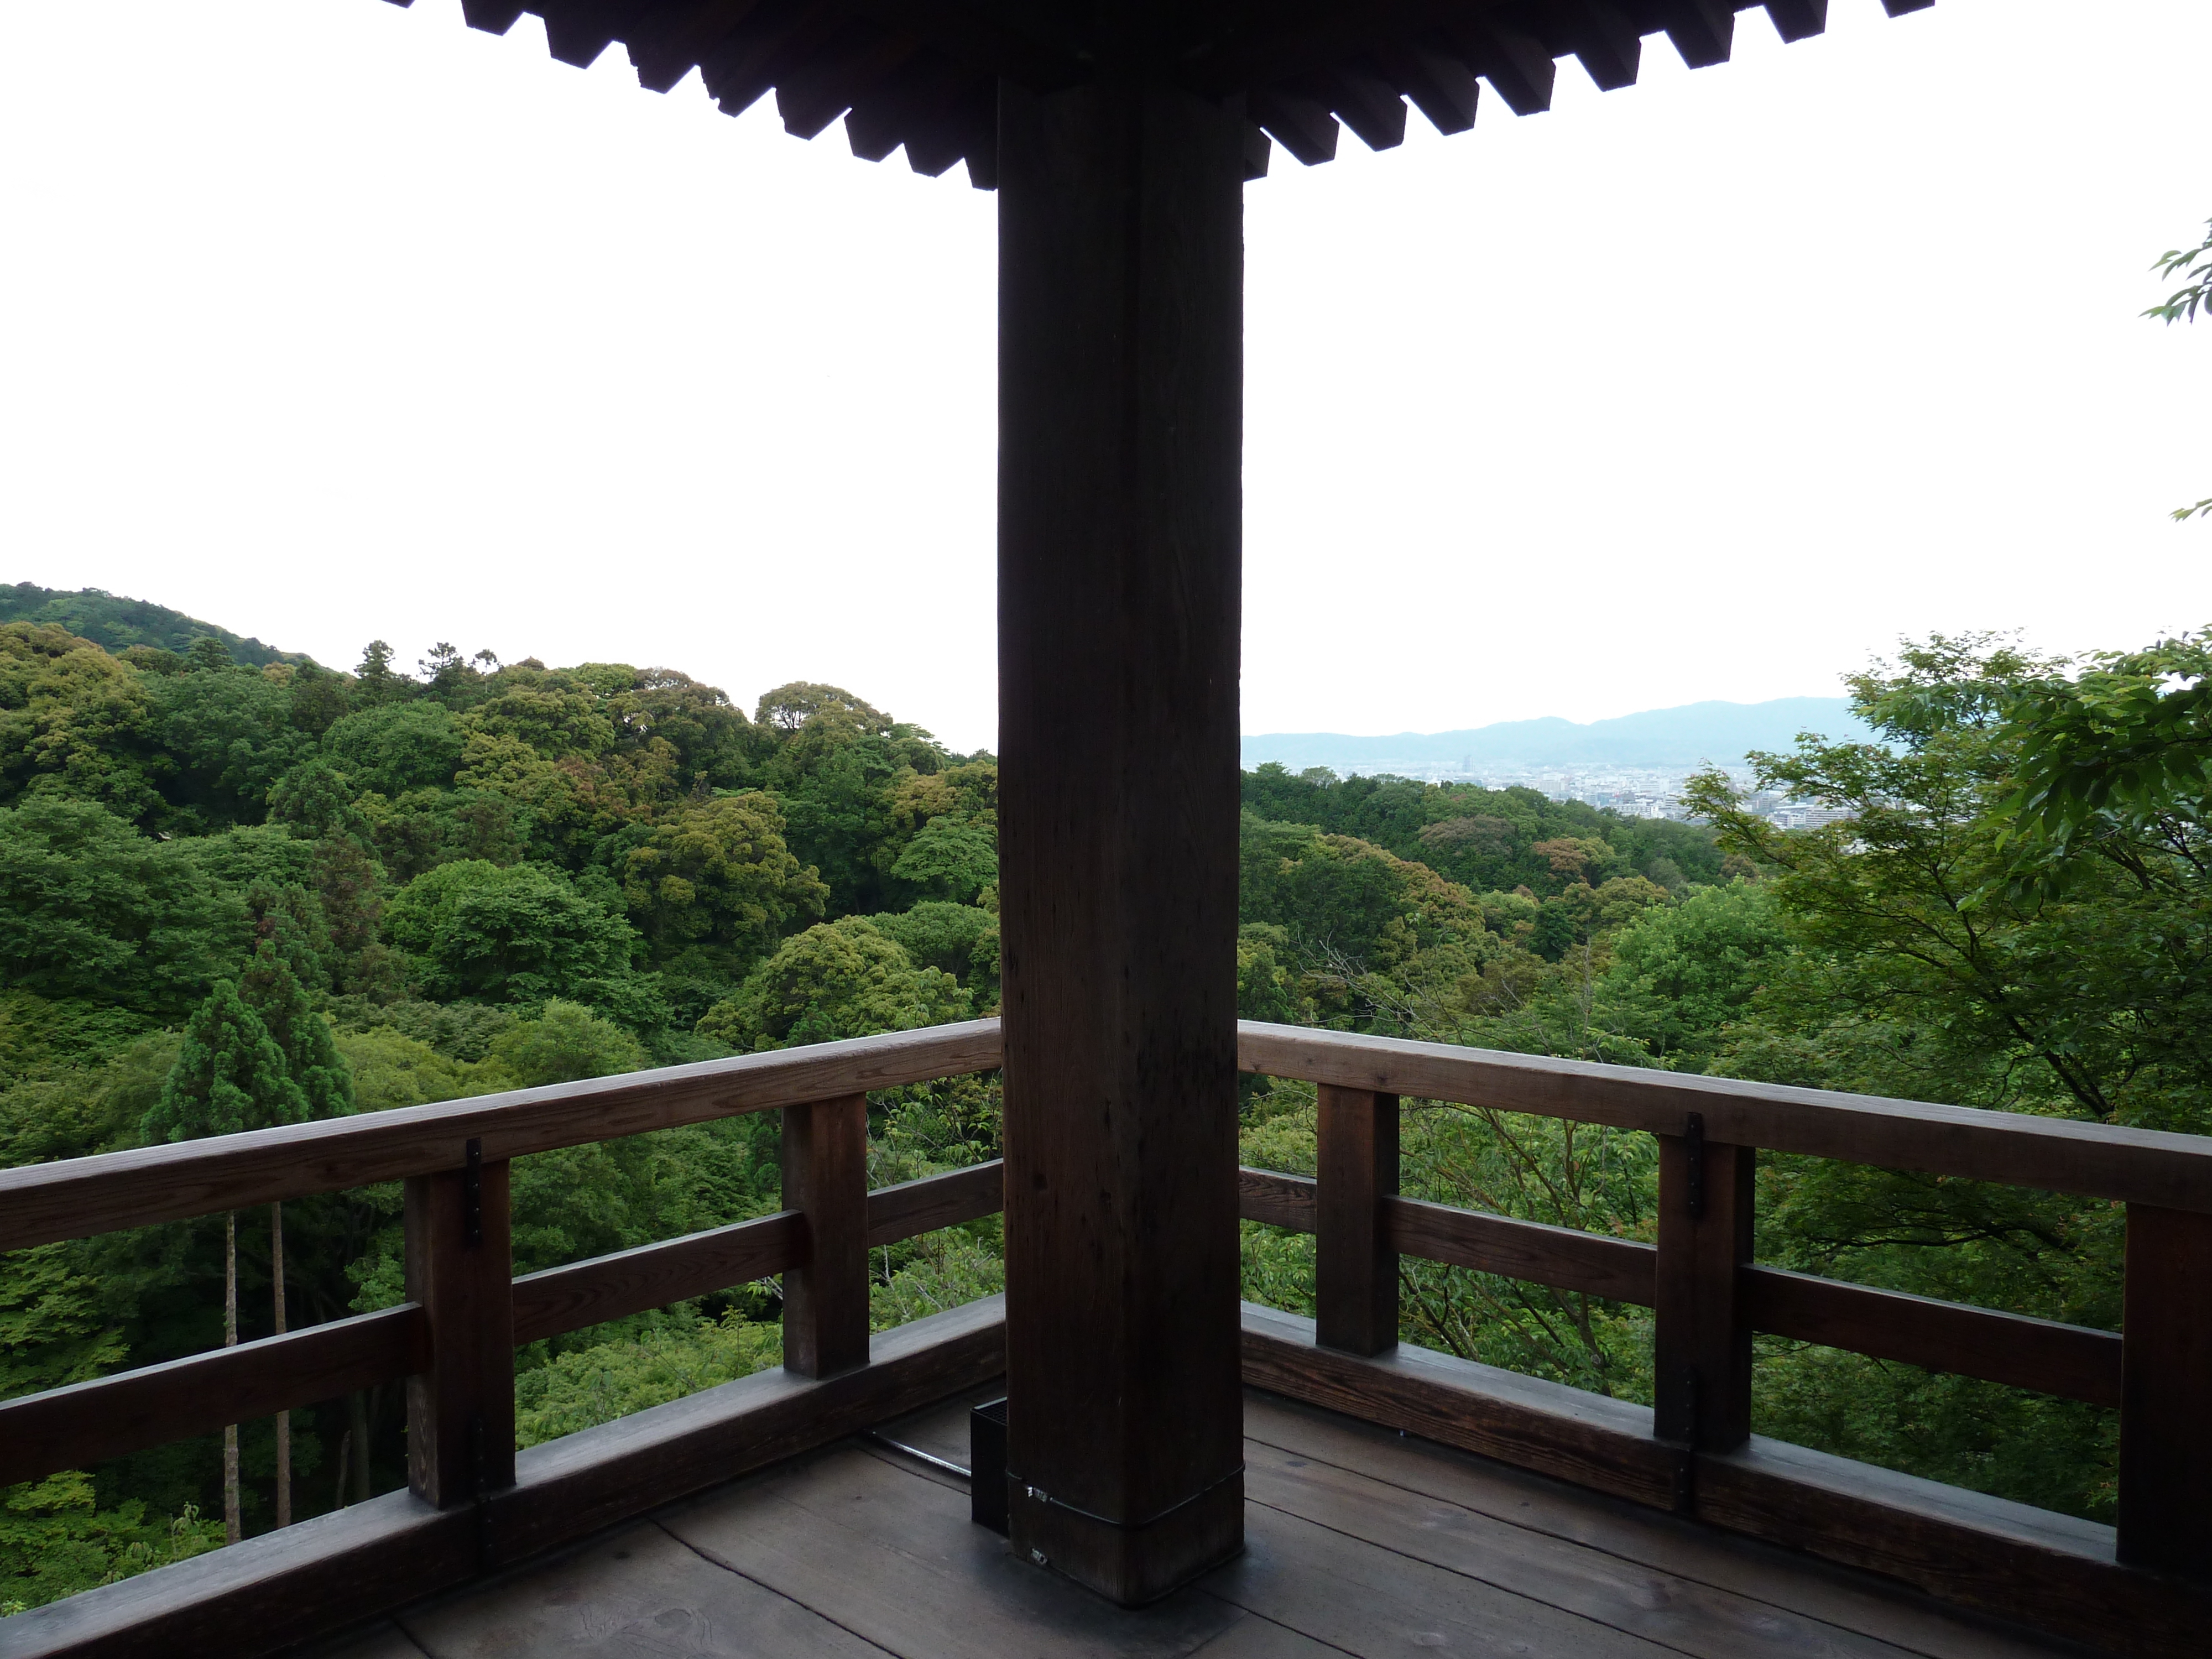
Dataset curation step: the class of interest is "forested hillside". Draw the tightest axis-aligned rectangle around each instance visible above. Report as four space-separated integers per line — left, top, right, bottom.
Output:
4 615 2208 1613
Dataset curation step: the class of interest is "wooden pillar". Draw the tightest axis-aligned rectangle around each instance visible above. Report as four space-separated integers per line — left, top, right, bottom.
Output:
2117 1203 2212 1580
1653 1117 1754 1461
404 1141 514 1511
782 1093 872 1379
997 71 1248 1607
1316 1086 1399 1355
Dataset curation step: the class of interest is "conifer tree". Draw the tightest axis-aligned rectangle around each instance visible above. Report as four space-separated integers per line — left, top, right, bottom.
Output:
143 982 306 1545
235 940 354 1526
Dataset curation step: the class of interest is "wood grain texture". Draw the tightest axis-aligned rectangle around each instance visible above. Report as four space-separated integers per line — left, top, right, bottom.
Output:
1742 1266 2123 1408
1239 1021 2212 1212
0 1020 1004 1253
997 72 1247 1608
782 1094 871 1379
865 1160 1003 1248
3 1295 1006 1659
405 1160 514 1509
509 1211 806 1346
0 1306 428 1490
2117 1202 2212 1580
1240 1301 1685 1510
1245 1301 2210 1658
1237 1166 1316 1232
1653 1132 1753 1453
1695 1434 2211 1659
1381 1195 1657 1305
1314 1086 1397 1355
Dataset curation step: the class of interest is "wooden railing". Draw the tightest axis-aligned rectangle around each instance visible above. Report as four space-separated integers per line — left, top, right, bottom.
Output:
0 1020 1006 1505
3 1015 2209 1657
1234 1020 2212 1659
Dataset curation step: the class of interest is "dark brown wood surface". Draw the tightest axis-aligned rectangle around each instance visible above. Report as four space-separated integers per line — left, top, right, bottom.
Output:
6 1296 1006 1659
510 1211 807 1347
1742 1266 2123 1408
995 72 1248 1608
368 2 1900 201
1237 1165 1316 1231
405 1158 515 1509
1381 1193 1658 1304
1654 1131 1754 1454
781 1094 872 1379
1314 1084 1399 1355
0 1305 427 1490
1247 1300 2212 1659
1240 1021 2212 1211
0 1020 1004 1254
1241 1298 1685 1510
2116 1202 2212 1580
866 1160 1004 1248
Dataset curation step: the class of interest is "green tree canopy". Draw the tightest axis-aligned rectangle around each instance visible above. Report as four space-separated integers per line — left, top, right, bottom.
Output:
380 859 641 1009
697 919 970 1051
620 793 826 962
142 982 307 1144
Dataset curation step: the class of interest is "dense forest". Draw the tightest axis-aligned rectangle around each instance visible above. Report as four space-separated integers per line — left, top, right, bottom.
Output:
3 611 2208 1614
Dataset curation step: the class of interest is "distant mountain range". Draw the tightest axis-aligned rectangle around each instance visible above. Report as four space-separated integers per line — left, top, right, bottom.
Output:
1242 698 1872 775
1 582 304 667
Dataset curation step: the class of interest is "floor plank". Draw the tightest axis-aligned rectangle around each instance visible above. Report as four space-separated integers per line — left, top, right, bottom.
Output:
1242 1394 2084 1659
1204 1502 1677 1659
1245 1438 1917 1659
397 1519 892 1658
661 1442 1246 1659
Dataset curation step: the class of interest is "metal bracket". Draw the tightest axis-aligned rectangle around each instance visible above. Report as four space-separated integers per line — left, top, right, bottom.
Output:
462 1138 483 1248
1683 1113 1705 1221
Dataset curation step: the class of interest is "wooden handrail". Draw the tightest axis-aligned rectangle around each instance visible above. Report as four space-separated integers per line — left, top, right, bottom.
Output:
0 1020 1005 1253
1239 1021 2212 1213
4 1016 2205 1633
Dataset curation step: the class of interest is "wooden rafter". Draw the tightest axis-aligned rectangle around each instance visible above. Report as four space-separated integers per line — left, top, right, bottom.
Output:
375 0 1936 187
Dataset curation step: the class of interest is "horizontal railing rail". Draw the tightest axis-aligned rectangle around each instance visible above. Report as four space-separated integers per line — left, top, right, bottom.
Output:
3 1014 2205 1654
0 1019 1005 1254
1232 1019 2208 1596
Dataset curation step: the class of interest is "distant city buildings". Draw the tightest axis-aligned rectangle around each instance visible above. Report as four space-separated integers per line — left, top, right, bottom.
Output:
1304 760 1848 828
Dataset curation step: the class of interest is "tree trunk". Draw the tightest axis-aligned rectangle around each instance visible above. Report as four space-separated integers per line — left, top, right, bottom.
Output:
223 1209 241 1546
272 1200 290 1527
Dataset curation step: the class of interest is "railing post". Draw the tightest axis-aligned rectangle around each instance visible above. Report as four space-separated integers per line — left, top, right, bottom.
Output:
1654 1114 1753 1460
782 1093 871 1378
404 1138 514 1511
1316 1085 1399 1355
2117 1203 2212 1580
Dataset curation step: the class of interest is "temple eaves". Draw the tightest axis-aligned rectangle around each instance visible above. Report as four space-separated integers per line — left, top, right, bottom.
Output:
384 0 1934 188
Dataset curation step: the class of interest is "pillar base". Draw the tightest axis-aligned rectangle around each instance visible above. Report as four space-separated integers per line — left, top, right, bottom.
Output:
1009 1472 1244 1607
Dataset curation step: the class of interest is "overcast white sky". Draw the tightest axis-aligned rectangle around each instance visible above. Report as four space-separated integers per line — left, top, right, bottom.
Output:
3 0 2208 753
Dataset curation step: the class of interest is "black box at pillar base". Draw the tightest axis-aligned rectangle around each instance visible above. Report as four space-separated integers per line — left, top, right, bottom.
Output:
971 1397 1009 1535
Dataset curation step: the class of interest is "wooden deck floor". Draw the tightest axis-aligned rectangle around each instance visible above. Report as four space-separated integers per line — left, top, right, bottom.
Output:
306 1389 2089 1659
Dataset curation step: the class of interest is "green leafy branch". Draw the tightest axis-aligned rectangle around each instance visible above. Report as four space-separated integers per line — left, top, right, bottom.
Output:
2147 219 2212 520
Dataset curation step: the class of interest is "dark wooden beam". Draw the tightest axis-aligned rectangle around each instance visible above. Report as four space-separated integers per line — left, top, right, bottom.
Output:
510 1209 805 1345
405 1154 515 1509
1315 1086 1399 1355
1238 1021 2212 1213
1250 87 1341 165
1653 1125 1753 1457
0 1020 1004 1254
1374 40 1480 134
998 71 1248 1606
0 1307 427 1491
1760 0 1828 44
2117 1203 2212 1581
1661 0 1734 69
781 1093 872 1378
1743 1266 2122 1409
